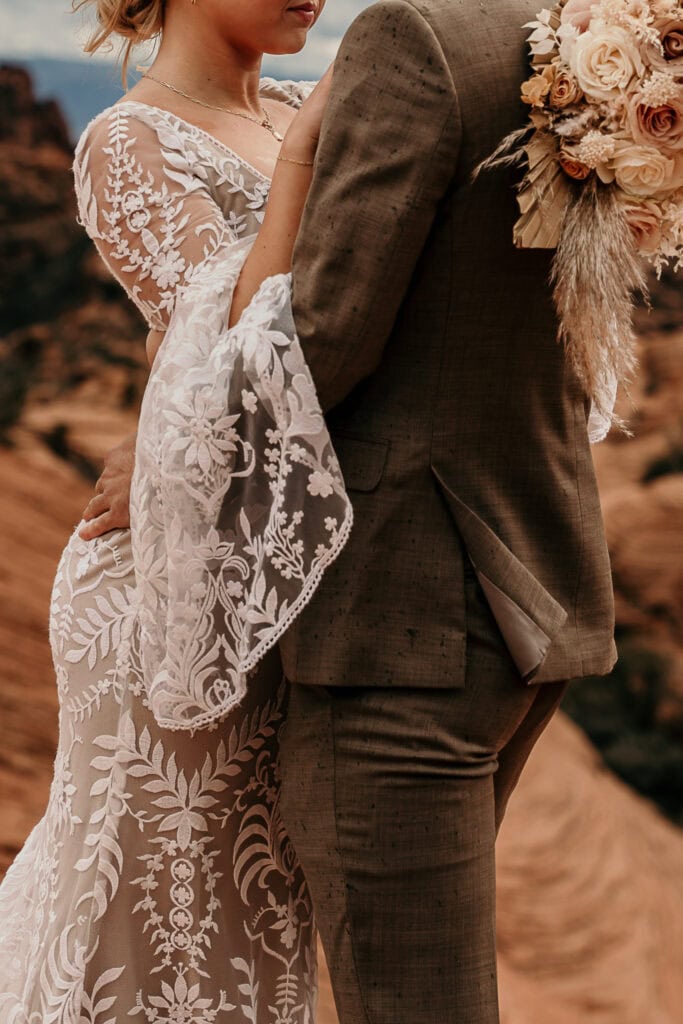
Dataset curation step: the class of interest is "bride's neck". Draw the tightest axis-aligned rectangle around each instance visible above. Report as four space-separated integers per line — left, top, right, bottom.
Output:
148 12 264 114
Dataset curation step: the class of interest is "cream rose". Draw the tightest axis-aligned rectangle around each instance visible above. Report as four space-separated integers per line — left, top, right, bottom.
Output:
611 141 677 195
617 195 664 254
560 0 598 33
631 94 683 152
571 25 645 102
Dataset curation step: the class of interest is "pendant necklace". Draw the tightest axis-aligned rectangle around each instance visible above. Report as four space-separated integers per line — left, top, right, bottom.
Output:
137 68 284 142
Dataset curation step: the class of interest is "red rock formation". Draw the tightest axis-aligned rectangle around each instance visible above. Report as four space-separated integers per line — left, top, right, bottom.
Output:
0 65 71 151
496 712 683 1024
0 63 147 456
0 66 85 334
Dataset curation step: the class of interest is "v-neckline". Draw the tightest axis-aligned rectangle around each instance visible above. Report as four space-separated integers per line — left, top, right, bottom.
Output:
111 96 276 185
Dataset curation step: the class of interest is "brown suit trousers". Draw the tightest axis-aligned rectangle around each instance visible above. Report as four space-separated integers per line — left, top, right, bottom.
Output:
280 565 569 1023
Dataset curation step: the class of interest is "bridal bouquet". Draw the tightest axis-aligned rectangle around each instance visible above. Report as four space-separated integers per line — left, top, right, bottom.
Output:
490 0 683 420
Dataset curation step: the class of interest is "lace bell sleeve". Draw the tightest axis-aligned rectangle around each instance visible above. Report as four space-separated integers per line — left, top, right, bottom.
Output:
74 107 352 733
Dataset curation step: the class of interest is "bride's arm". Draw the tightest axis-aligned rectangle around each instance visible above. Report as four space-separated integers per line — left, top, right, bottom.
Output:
73 110 237 540
146 328 165 366
228 66 333 327
75 76 330 540
80 325 162 539
80 430 137 539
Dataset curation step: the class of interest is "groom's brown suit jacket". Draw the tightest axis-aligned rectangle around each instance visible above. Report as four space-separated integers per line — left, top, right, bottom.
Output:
280 0 617 687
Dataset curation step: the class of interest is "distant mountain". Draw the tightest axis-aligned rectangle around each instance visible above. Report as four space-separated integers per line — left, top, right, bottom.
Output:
1 57 125 142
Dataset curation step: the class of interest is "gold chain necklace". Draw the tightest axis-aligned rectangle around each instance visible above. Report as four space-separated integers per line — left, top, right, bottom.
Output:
137 68 284 142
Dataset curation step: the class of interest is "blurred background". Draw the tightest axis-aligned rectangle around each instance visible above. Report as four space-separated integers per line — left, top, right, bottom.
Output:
0 1 682 1021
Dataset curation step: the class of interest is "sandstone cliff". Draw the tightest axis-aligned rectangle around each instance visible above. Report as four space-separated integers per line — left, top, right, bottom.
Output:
0 64 148 450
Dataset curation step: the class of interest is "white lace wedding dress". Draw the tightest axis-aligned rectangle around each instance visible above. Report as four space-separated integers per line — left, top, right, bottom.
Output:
0 79 352 1024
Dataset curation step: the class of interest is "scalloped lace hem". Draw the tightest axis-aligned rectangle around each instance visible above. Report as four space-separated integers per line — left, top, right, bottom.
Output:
151 502 354 733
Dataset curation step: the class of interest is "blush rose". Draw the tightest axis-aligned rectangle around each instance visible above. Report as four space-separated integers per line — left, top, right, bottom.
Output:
560 0 597 33
559 148 592 180
664 28 683 60
550 68 584 108
611 141 677 195
631 95 683 152
617 196 664 254
649 19 683 72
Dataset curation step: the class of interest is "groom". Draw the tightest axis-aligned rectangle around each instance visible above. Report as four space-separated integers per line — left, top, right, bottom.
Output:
81 0 617 1020
277 0 616 1021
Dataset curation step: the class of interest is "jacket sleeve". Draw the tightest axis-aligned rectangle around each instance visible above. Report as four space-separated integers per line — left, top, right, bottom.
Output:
291 0 462 411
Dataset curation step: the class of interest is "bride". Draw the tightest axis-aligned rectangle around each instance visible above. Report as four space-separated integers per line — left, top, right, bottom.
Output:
0 0 353 1020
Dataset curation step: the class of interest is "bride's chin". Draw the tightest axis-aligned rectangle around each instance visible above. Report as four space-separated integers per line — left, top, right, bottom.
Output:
265 29 310 55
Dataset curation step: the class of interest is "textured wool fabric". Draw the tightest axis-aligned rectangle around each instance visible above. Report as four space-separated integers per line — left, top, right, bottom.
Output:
281 0 617 689
279 569 569 1023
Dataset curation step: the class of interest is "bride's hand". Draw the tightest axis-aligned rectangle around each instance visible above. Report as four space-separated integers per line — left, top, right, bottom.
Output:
78 432 136 540
229 66 334 326
280 63 334 162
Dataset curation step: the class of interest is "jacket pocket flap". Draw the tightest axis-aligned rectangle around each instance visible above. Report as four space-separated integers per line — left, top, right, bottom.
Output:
331 432 390 493
431 464 568 680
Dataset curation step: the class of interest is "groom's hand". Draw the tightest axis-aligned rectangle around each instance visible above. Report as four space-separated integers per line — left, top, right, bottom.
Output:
78 432 136 540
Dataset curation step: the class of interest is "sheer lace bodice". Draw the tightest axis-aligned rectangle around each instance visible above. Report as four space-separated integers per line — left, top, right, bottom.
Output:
74 80 304 333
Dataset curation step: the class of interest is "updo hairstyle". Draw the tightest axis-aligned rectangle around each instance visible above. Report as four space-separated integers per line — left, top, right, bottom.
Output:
73 0 165 80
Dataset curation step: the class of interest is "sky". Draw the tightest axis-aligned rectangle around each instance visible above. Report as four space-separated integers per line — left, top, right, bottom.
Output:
0 0 370 77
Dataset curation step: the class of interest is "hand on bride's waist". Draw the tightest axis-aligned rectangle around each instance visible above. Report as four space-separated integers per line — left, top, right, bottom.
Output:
79 431 136 540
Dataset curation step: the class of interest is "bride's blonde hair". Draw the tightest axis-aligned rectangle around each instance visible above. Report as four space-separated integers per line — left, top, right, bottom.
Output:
73 0 165 80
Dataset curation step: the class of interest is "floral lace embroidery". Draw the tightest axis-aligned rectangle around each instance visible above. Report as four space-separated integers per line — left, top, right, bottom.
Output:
73 103 273 332
0 79 327 1023
0 529 317 1023
132 255 353 729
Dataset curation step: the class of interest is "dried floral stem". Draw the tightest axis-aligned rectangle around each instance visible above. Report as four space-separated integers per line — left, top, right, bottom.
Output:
551 177 646 423
471 126 532 180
